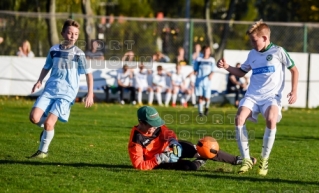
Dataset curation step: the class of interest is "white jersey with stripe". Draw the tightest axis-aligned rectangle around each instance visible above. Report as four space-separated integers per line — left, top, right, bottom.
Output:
241 43 295 103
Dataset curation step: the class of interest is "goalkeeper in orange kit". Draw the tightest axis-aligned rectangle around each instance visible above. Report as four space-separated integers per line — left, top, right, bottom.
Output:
128 106 256 170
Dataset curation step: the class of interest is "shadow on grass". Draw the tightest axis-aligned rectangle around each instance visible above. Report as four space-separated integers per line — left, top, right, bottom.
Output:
0 160 133 169
188 172 319 186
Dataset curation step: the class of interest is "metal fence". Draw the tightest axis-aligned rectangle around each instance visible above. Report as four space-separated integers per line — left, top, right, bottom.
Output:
1 11 319 62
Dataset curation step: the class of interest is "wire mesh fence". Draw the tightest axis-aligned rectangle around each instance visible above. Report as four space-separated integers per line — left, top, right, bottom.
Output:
1 11 319 62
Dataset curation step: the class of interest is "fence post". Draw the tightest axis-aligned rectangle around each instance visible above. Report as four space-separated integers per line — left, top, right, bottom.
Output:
304 24 309 108
303 24 307 53
188 19 194 66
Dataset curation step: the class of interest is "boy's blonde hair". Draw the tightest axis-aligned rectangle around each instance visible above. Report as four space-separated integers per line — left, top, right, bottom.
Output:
246 19 271 37
62 19 80 33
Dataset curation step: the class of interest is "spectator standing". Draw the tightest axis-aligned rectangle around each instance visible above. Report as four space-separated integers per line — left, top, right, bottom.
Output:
17 40 35 57
85 40 104 60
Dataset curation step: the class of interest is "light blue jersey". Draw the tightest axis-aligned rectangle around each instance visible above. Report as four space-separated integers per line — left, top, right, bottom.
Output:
42 44 91 103
193 56 216 98
194 57 216 85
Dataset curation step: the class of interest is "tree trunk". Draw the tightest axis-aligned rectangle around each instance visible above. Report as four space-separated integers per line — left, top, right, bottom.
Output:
204 0 214 55
215 0 236 60
81 0 96 51
45 0 59 47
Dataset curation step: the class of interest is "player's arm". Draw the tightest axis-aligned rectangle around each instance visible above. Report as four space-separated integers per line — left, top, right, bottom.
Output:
287 66 299 104
32 51 53 93
84 73 94 108
217 59 246 77
208 71 214 80
32 68 50 93
128 142 159 170
186 71 194 78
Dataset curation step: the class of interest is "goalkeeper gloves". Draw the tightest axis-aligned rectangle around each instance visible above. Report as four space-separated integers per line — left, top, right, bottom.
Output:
168 138 182 157
155 152 179 164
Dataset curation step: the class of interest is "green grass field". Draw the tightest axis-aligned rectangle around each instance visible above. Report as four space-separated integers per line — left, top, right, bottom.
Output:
1 98 319 193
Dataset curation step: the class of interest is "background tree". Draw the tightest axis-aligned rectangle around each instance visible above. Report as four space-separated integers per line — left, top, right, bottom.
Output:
46 0 59 47
81 0 96 51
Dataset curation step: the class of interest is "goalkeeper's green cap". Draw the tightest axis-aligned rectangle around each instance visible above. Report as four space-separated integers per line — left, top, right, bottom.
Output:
137 106 165 127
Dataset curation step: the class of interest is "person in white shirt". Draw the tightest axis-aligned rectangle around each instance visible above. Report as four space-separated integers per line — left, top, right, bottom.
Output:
116 64 136 105
171 64 187 107
185 72 197 107
134 63 154 106
152 65 172 106
217 20 299 176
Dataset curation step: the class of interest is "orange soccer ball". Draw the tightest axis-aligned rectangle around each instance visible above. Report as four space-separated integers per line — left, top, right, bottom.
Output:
196 136 219 159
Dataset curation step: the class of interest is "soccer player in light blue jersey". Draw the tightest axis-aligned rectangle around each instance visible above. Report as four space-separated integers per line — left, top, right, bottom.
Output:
217 20 299 176
193 46 216 116
29 19 94 158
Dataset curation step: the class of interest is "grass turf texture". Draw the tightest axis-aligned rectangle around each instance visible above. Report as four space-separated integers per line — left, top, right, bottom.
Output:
0 98 319 193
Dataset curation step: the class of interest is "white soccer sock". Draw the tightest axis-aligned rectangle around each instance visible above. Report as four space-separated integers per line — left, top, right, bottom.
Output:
156 92 162 105
205 100 210 108
172 93 177 104
261 127 277 158
137 91 142 103
236 125 250 159
36 115 47 128
192 93 196 105
198 101 204 113
185 94 191 102
165 92 172 106
39 130 55 153
148 91 154 105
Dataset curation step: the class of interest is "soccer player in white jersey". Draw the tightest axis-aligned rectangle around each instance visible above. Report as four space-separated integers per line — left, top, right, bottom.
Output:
171 64 187 107
217 20 299 176
134 63 154 106
152 65 172 106
29 19 94 158
193 46 216 116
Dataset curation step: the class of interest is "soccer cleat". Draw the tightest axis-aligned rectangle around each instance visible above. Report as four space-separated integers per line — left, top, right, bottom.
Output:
238 158 254 174
235 156 257 165
258 157 269 176
183 102 188 108
29 150 48 159
204 108 209 116
171 103 176 107
199 112 204 117
120 100 125 105
131 101 136 105
194 158 207 167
